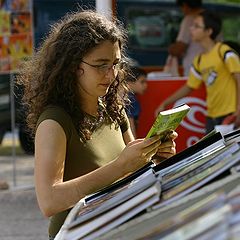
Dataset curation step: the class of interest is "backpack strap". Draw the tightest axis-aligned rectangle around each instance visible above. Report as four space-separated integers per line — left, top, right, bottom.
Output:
218 42 238 63
218 42 223 61
196 54 202 69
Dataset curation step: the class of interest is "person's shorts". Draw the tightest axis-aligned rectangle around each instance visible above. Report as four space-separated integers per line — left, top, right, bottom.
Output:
206 113 233 134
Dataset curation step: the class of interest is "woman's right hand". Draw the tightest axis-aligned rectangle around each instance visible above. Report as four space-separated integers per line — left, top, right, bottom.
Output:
116 135 161 175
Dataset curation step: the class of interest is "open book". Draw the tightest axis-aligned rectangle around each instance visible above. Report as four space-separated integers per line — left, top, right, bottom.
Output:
146 104 190 140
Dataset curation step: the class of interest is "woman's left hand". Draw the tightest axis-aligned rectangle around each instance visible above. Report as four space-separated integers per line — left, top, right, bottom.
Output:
153 131 178 163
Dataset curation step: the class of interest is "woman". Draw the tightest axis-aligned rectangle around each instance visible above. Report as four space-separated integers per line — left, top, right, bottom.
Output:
17 10 177 239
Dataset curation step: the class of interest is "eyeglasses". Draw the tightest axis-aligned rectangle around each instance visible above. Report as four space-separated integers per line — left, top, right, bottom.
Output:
81 60 124 74
191 23 205 29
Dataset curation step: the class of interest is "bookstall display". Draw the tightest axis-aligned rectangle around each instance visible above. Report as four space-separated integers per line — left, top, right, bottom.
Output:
55 128 240 240
64 169 161 240
99 173 240 240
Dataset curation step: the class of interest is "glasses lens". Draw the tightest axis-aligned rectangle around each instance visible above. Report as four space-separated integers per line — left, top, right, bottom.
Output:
98 65 109 72
101 62 124 74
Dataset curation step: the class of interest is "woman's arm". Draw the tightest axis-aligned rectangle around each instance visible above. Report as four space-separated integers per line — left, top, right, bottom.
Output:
128 117 137 139
35 120 161 217
122 127 135 144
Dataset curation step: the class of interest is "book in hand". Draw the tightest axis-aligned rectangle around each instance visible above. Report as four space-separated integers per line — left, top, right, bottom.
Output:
145 104 190 140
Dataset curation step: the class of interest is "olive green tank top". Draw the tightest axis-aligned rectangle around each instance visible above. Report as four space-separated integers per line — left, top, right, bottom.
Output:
36 105 129 237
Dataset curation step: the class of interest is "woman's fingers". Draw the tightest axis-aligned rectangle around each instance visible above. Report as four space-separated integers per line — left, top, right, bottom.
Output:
168 130 178 140
140 132 177 161
127 138 145 146
125 132 177 167
157 137 176 158
157 145 176 158
158 139 176 150
142 139 161 156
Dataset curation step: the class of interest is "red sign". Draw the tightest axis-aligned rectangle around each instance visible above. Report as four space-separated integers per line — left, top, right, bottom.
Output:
137 77 207 153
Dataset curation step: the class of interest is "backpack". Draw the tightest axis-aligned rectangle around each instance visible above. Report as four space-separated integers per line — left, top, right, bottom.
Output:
196 40 240 68
222 40 240 56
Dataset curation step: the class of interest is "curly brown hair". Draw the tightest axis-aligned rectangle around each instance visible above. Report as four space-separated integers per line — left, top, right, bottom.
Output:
17 10 130 141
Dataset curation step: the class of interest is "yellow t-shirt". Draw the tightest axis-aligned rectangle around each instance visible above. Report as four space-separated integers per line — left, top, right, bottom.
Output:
187 42 240 118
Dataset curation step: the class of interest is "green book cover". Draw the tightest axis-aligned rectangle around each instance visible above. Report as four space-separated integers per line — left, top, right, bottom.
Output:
146 104 190 140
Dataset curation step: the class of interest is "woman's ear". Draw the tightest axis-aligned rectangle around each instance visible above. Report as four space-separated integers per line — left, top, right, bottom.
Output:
76 67 84 77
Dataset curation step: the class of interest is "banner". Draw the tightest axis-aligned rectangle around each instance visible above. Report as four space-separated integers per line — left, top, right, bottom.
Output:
0 0 33 74
137 77 207 153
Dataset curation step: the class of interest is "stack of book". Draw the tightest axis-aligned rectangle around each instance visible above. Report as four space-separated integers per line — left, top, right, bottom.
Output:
151 131 240 209
55 128 240 240
118 185 240 240
56 167 161 240
99 172 240 240
228 185 240 239
138 192 231 240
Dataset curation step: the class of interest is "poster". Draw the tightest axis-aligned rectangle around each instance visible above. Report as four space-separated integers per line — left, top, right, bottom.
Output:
0 0 33 73
137 77 206 153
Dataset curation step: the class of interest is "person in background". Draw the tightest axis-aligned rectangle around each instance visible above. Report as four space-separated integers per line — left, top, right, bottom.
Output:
169 0 204 76
16 10 177 239
155 10 240 134
126 67 148 138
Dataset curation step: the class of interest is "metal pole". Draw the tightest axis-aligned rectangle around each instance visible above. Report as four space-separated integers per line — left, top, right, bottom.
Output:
10 73 17 187
96 0 112 19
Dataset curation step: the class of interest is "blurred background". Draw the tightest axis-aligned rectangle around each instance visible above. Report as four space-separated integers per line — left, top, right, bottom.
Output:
0 0 239 238
1 0 240 156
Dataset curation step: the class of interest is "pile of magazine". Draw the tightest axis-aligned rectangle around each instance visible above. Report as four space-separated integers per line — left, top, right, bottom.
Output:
152 130 240 209
55 127 240 240
99 172 240 240
56 165 161 240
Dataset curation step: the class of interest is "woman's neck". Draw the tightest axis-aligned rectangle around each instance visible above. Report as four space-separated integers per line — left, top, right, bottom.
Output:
81 97 99 117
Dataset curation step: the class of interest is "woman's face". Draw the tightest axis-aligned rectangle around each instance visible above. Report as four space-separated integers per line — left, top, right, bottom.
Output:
77 40 121 101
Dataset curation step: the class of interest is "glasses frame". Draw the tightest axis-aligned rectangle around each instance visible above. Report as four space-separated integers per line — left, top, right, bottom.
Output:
81 60 124 74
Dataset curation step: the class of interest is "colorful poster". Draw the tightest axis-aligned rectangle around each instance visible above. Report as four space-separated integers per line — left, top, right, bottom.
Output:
0 36 11 72
11 12 32 34
0 10 11 34
9 33 32 70
0 0 33 74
